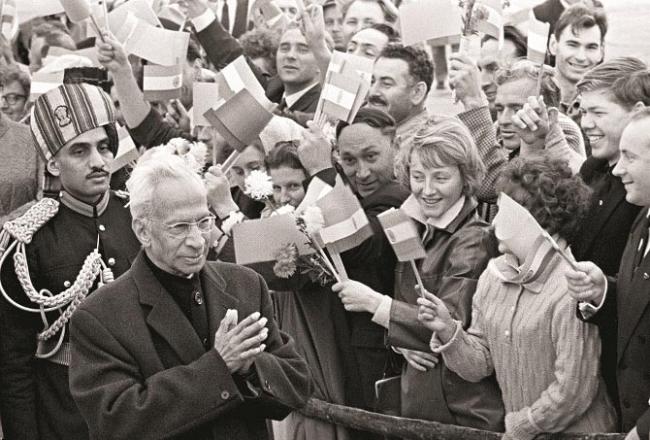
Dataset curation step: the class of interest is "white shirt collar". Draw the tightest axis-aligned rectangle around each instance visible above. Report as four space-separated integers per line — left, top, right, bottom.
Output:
282 82 318 109
401 194 466 230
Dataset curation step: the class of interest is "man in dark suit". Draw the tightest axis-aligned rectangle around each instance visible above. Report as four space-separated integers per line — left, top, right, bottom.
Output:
298 109 409 440
186 0 321 124
68 150 311 440
571 59 649 407
567 108 650 440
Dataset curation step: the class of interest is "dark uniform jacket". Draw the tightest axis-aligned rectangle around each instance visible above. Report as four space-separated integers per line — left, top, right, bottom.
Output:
387 197 504 431
0 191 141 440
69 252 311 440
584 208 650 436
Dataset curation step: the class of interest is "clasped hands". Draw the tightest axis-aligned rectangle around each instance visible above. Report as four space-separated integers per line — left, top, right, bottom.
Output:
214 311 268 374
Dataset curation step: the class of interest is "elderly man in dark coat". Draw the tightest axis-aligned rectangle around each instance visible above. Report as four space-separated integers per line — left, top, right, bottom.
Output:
68 149 311 440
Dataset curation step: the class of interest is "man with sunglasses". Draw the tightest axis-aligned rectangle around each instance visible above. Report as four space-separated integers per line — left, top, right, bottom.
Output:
0 83 141 440
67 150 311 440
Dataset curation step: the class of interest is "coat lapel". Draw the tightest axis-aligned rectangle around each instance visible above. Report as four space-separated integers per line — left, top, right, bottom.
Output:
200 263 240 347
618 210 650 361
132 252 206 365
581 176 627 255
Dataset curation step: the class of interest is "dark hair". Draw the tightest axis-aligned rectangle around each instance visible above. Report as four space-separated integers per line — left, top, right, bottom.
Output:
0 64 31 96
240 28 280 71
554 4 608 43
104 123 119 157
336 107 396 139
378 44 434 92
186 36 203 63
368 22 401 43
481 25 526 58
612 71 650 109
496 60 561 108
265 140 305 171
495 153 592 242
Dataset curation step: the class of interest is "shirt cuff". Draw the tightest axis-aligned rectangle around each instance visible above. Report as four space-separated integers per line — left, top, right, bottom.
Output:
578 278 608 319
430 320 461 353
192 8 217 32
371 295 392 329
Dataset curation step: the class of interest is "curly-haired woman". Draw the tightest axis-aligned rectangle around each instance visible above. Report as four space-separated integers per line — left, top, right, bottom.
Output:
417 153 617 440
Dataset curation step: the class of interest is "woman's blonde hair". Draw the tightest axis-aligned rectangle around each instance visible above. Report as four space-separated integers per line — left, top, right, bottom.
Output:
395 115 485 197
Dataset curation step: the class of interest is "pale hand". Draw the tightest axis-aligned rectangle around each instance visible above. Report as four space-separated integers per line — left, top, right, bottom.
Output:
448 53 487 110
214 311 269 373
300 4 326 47
399 348 439 372
332 280 382 313
511 96 557 148
96 32 131 76
298 121 333 176
565 261 607 306
416 289 455 343
205 165 238 218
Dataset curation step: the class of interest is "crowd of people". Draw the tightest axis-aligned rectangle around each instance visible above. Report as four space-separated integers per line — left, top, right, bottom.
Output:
0 0 649 439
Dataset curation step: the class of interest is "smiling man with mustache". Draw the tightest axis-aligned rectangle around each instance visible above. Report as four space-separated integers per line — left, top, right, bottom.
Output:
0 84 141 440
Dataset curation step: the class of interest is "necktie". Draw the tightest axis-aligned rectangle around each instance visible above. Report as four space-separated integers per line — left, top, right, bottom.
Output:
278 97 288 112
220 0 230 32
633 213 650 269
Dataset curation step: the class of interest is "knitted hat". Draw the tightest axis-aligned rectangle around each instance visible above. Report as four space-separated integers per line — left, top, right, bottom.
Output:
30 83 116 161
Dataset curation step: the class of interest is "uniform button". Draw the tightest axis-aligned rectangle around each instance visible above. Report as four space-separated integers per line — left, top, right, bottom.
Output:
220 391 230 400
265 380 271 391
623 399 631 409
504 330 510 337
107 257 116 266
598 200 603 206
202 337 209 347
194 291 203 305
63 280 71 288
98 224 106 232
644 273 649 280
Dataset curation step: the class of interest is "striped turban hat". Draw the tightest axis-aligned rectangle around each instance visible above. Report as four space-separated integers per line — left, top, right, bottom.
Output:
30 83 116 161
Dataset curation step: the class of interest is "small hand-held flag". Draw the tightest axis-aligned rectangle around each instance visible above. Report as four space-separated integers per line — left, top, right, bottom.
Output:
314 178 373 280
527 15 551 97
60 0 106 42
377 208 427 296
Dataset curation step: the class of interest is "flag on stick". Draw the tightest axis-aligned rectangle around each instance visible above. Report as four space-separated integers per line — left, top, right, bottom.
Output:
203 88 273 152
527 16 550 64
0 0 18 41
158 3 186 30
318 70 364 123
221 56 272 108
314 178 373 279
108 125 140 174
399 0 461 47
143 64 183 101
474 0 504 50
192 82 222 127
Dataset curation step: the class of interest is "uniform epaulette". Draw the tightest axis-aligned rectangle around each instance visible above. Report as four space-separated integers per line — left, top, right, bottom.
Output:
1 198 59 245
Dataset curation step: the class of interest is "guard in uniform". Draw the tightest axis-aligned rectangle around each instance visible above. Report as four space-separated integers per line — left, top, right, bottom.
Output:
0 83 141 440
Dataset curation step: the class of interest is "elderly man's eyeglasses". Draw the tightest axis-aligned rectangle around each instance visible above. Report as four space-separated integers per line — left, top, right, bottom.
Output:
161 215 216 239
1 93 26 105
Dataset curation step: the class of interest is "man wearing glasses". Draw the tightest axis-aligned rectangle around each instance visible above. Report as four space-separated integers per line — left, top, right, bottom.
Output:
0 65 38 223
0 83 142 440
67 149 311 440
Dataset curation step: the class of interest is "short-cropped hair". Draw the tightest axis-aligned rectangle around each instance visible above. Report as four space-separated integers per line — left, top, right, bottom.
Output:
126 148 207 221
481 25 527 59
378 44 434 93
336 107 396 140
395 116 486 197
554 4 607 43
577 57 647 101
496 60 561 108
610 69 650 109
495 153 592 242
368 22 401 43
343 0 398 24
